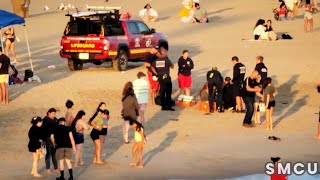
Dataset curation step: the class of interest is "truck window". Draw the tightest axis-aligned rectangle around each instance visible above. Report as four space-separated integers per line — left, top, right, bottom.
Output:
64 18 102 36
127 22 139 34
136 22 150 34
104 22 125 36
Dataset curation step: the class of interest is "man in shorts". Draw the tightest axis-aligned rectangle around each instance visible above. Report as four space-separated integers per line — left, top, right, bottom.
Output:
144 46 159 105
231 56 246 113
0 47 10 104
51 118 76 180
133 72 149 125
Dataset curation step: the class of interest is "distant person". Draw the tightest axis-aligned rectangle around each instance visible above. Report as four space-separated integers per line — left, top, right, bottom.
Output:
231 56 246 113
304 0 314 32
242 71 262 127
179 0 195 23
42 108 59 175
278 3 287 21
133 72 149 125
315 82 320 139
65 100 74 127
199 82 209 102
178 50 194 96
130 120 145 168
255 56 268 85
139 4 158 22
28 117 44 178
265 20 274 32
0 47 10 104
144 46 159 105
263 78 276 131
151 47 175 111
51 118 76 180
222 77 235 111
253 19 277 41
193 3 208 23
71 110 90 167
2 26 17 63
120 12 132 20
122 87 140 143
207 67 224 113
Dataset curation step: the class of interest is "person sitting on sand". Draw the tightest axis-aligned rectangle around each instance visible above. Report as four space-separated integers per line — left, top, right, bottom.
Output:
139 4 158 23
265 20 274 32
222 77 235 111
278 3 287 21
193 3 208 23
199 82 209 102
179 0 196 23
253 19 277 41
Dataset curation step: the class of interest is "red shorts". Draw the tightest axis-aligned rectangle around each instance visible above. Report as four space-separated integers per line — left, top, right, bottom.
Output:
178 73 192 88
147 71 159 90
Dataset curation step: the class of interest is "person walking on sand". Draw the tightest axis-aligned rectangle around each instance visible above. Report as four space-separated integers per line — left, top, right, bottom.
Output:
133 72 149 125
242 71 262 128
51 118 76 180
65 100 74 127
315 82 320 139
231 56 246 113
304 0 314 32
130 120 145 169
28 117 44 178
2 26 17 63
42 108 59 175
0 47 10 105
144 46 159 105
122 87 140 144
263 78 276 131
71 110 89 167
178 50 194 97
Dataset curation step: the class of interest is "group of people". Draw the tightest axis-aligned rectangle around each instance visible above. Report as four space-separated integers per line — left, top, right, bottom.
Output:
253 19 278 41
179 0 209 23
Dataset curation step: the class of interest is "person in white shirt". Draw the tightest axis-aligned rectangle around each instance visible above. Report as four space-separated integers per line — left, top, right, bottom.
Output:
133 72 149 125
253 19 277 41
139 4 158 22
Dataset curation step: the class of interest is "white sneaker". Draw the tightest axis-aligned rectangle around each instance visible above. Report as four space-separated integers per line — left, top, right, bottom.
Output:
44 5 49 11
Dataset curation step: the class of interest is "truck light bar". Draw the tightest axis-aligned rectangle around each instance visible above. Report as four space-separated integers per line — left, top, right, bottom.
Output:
86 5 122 10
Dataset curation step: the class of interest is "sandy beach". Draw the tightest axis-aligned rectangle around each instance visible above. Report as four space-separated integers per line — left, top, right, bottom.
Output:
0 0 320 179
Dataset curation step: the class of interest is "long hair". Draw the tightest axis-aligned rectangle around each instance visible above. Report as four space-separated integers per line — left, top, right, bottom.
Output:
72 110 86 129
122 81 133 98
254 19 265 29
89 102 106 124
122 87 135 102
263 77 272 89
199 82 208 94
131 120 144 132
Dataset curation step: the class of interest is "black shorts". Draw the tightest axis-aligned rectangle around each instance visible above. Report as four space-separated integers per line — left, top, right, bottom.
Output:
100 128 108 136
90 129 100 141
74 133 84 144
233 85 242 97
267 101 276 109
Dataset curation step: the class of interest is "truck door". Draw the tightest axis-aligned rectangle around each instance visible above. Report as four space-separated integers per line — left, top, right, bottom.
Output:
136 22 154 51
127 22 143 59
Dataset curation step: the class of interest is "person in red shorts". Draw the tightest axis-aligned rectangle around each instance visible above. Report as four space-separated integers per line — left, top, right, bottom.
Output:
178 50 194 96
144 46 159 105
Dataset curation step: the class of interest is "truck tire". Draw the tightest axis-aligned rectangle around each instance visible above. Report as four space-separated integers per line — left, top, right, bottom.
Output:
68 59 83 71
113 49 128 71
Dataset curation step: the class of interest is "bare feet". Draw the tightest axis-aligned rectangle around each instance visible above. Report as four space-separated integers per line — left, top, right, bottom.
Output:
130 163 136 167
314 135 320 139
54 169 60 174
33 173 43 177
46 169 52 175
136 165 144 169
95 161 104 165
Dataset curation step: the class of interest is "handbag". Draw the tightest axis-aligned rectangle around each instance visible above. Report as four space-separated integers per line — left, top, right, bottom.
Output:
259 103 266 112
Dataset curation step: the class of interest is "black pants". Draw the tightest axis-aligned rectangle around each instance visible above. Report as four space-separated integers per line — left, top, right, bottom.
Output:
243 96 254 125
45 139 58 170
208 83 223 111
159 75 172 109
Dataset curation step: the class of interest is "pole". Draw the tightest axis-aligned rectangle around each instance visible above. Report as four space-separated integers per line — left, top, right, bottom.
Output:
24 25 34 72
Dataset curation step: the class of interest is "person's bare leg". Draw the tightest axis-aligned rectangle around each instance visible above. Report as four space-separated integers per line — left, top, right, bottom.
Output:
266 109 270 130
93 141 97 164
66 159 72 169
99 135 106 159
59 159 64 176
130 143 138 166
10 42 16 62
31 152 41 177
139 110 145 125
235 96 240 111
254 103 259 124
310 19 313 32
270 107 274 130
149 88 154 105
3 83 8 104
5 41 10 56
78 144 84 165
95 140 103 164
0 83 3 103
137 143 143 168
74 144 80 167
315 123 320 139
0 83 5 104
304 19 308 32
185 88 190 96
241 97 246 111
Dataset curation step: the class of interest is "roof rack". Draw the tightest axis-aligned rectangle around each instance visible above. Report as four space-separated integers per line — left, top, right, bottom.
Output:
86 5 122 11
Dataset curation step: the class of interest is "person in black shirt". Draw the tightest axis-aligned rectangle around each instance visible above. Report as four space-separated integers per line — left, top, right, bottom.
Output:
207 67 224 113
242 70 262 127
231 56 246 113
144 46 159 104
254 56 268 85
151 47 175 111
0 47 10 104
51 118 76 180
315 82 320 139
223 77 236 111
178 50 194 96
42 108 59 175
28 117 44 178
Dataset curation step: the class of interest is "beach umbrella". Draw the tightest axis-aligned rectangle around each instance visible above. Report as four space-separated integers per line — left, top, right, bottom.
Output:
0 9 34 72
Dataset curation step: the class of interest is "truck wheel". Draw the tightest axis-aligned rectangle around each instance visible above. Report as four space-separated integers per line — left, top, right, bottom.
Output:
113 50 128 71
68 59 83 71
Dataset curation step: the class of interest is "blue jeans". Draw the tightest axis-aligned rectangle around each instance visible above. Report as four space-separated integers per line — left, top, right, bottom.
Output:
243 96 254 125
45 138 58 170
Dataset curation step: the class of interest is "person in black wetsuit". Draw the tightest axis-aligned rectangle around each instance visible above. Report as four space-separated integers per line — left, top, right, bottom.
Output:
28 117 44 178
207 67 224 113
231 56 246 113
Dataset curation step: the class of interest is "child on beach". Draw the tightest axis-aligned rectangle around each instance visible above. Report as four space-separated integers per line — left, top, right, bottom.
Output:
263 78 276 131
278 3 287 21
28 117 44 177
65 100 74 127
130 120 145 168
304 0 313 32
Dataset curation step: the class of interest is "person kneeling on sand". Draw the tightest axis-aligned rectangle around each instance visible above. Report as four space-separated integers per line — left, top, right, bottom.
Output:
253 19 277 41
139 4 158 23
192 3 208 23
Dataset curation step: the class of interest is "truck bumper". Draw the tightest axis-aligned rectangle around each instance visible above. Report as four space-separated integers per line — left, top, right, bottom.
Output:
60 50 117 60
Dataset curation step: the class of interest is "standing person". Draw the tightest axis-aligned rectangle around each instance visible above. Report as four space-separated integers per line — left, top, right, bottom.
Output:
130 120 145 168
122 87 140 144
71 110 90 167
122 82 134 99
263 78 276 131
151 47 175 111
222 77 236 111
207 67 224 113
304 0 314 32
65 100 74 127
315 82 320 139
42 108 59 175
28 117 44 178
231 56 246 113
255 56 268 85
133 72 149 125
144 46 159 105
51 118 76 180
2 27 17 63
178 50 194 96
242 71 262 127
89 109 109 164
0 47 10 104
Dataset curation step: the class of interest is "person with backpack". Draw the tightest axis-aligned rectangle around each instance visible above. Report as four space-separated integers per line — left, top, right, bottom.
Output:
71 110 89 167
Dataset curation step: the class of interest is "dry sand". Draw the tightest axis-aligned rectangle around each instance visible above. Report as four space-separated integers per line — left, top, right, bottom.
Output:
0 0 320 179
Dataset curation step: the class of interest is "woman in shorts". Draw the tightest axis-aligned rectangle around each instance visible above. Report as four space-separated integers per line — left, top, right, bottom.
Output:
304 0 313 32
263 78 276 131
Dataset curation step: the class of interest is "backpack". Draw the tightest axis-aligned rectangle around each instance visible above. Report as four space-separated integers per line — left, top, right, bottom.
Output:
282 34 292 39
24 69 33 81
